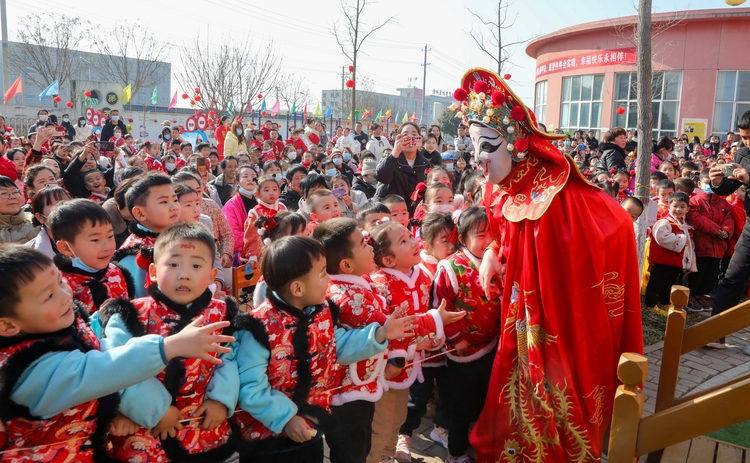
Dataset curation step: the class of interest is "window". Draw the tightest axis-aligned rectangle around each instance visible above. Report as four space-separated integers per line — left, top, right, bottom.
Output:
559 74 604 133
713 71 750 138
534 81 548 125
612 71 682 139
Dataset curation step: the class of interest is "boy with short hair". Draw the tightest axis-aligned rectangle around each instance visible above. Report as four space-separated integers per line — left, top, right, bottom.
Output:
84 169 110 203
621 196 644 223
100 222 240 461
47 199 134 318
357 202 391 232
306 189 341 233
674 177 696 196
382 195 409 227
114 172 181 297
0 244 233 462
230 236 417 463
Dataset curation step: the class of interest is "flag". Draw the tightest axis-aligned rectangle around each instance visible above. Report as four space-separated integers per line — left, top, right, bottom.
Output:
375 110 382 121
325 105 333 118
168 90 178 110
385 109 392 120
347 111 352 119
121 84 131 104
151 86 158 105
355 110 360 119
4 76 22 104
260 99 266 112
303 104 307 119
291 103 296 114
394 111 400 123
228 99 235 114
402 111 408 123
271 100 280 116
246 100 253 113
314 103 322 117
39 80 58 101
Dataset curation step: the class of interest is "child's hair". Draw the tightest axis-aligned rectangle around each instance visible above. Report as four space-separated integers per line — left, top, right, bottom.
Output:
306 189 333 212
425 182 453 204
669 191 690 205
650 171 668 182
459 170 485 203
262 160 282 172
621 196 644 214
658 161 676 171
382 194 406 207
286 165 307 182
0 245 53 317
83 169 103 183
456 206 489 244
172 182 198 199
656 179 676 193
700 168 711 180
369 221 401 267
256 175 280 191
30 186 70 226
47 198 112 244
300 172 329 197
426 167 450 185
357 202 390 228
420 212 455 247
312 217 358 274
331 173 350 188
153 222 216 264
674 177 695 194
120 166 145 181
113 176 140 210
613 169 630 180
125 172 172 213
172 169 201 185
683 161 699 171
257 211 307 243
262 236 326 293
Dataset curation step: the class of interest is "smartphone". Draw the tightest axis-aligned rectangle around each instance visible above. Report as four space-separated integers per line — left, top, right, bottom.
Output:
331 187 346 198
95 141 115 151
195 156 208 177
721 164 735 176
411 136 423 148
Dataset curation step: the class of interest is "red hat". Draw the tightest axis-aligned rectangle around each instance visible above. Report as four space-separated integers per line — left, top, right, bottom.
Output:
0 156 17 180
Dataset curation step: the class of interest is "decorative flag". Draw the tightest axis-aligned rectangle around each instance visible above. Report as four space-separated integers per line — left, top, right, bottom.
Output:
151 86 158 105
4 76 22 104
121 84 132 104
375 110 382 121
39 80 59 101
385 109 392 120
325 105 333 118
402 111 408 123
303 104 307 119
271 100 281 116
246 100 253 113
355 110 361 119
347 111 352 120
291 103 296 114
314 103 322 117
260 99 266 112
228 99 234 114
168 90 178 110
393 111 400 123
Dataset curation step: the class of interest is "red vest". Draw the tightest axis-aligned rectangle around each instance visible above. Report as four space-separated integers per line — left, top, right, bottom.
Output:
103 289 236 462
232 295 337 445
57 260 132 313
649 221 687 268
0 309 118 463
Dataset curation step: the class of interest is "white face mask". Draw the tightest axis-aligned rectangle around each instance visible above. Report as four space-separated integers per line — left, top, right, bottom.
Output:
62 118 69 123
111 115 120 122
39 115 48 122
287 152 297 160
430 204 455 213
165 163 176 171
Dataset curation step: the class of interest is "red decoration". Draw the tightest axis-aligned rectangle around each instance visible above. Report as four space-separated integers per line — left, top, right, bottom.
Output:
181 93 189 99
261 110 267 116
348 65 354 72
510 105 526 122
515 137 529 152
194 95 202 102
490 91 504 106
345 79 355 88
257 93 263 99
453 88 468 101
53 96 62 102
629 170 636 176
128 118 133 123
135 251 150 269
309 133 320 144
610 168 617 174
616 107 626 115
84 91 92 97
503 73 512 80
65 101 73 108
208 110 215 116
473 81 489 95
194 87 201 94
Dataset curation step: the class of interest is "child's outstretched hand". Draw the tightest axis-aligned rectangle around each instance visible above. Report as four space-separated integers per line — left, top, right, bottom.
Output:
163 316 235 364
376 312 418 343
192 399 227 430
436 299 466 326
109 412 139 437
284 415 314 443
151 406 183 440
384 363 403 380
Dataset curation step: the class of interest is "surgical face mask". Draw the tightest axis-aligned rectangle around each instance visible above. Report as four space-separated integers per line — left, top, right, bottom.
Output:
421 131 427 137
430 204 455 213
63 118 69 123
163 134 171 141
79 120 86 126
66 244 101 273
39 114 48 122
239 186 255 196
333 158 343 166
343 152 352 161
564 141 571 147
366 176 377 185
271 173 281 180
704 143 710 148
701 183 714 194
165 163 176 171
111 115 119 122
445 163 454 172
281 170 287 178
325 168 337 177
114 133 122 139
287 152 297 160
236 129 243 136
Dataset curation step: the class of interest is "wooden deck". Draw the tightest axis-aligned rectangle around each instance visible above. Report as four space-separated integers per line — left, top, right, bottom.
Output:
650 436 749 463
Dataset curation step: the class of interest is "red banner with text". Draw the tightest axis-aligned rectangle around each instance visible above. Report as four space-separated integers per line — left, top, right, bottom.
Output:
535 48 636 78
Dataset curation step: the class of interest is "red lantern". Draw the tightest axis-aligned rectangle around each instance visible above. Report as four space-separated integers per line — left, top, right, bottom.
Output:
53 96 62 102
181 93 189 99
257 93 263 99
65 101 73 108
128 118 133 123
84 91 92 97
616 107 626 115
261 110 267 116
194 95 202 102
208 110 215 116
194 87 201 94
348 65 354 72
503 73 512 80
345 79 355 88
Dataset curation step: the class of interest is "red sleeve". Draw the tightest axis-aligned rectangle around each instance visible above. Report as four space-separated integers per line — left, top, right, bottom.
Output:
687 198 720 235
720 199 735 236
433 266 462 343
24 148 44 171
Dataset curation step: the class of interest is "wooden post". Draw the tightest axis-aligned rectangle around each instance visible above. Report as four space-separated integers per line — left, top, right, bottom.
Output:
608 353 648 463
647 285 688 463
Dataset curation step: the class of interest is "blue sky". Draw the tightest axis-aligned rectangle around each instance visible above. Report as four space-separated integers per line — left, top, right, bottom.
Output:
3 0 743 108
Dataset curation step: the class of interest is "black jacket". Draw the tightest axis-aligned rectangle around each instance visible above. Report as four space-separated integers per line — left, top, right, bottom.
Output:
99 119 128 141
712 146 750 217
207 174 235 206
595 142 627 173
61 121 76 141
374 152 429 215
420 148 443 166
63 156 115 199
335 163 355 184
352 176 377 199
587 136 599 151
279 186 302 212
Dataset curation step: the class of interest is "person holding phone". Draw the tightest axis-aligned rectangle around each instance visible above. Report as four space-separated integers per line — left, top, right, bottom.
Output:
62 142 115 199
374 122 430 216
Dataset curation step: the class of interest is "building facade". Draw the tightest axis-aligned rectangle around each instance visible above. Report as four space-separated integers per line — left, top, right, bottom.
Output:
320 87 452 125
527 8 750 142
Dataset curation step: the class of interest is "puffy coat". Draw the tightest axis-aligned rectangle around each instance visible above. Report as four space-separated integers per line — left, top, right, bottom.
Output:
687 189 734 258
0 211 38 244
595 142 627 173
374 152 429 216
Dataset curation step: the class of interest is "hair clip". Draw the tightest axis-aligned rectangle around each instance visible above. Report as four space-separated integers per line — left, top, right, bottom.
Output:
362 230 373 246
448 227 458 245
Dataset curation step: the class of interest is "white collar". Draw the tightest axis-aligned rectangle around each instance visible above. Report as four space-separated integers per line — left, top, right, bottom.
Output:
380 266 421 288
329 273 372 289
420 249 438 265
256 198 280 210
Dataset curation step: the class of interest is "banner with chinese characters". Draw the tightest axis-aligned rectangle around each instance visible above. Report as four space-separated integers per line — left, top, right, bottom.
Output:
535 48 636 78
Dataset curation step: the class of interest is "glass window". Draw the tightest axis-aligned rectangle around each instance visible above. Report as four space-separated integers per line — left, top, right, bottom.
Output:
559 74 605 133
613 71 682 140
713 71 750 137
534 81 548 125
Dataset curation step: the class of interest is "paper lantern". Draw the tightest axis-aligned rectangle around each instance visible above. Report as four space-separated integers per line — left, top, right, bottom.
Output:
194 87 201 94
348 65 354 72
257 93 263 99
345 79 355 88
128 118 133 123
261 111 267 116
309 133 320 144
65 101 73 108
84 91 92 97
503 73 512 80
616 107 626 115
194 95 202 102
53 96 62 102
181 93 189 99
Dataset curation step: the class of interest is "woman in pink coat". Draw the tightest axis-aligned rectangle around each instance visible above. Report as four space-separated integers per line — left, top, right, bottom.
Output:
221 165 257 255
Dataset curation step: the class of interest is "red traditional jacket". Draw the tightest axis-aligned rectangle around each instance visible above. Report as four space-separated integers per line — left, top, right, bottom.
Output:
368 267 443 389
144 155 167 174
418 250 439 280
243 200 288 260
231 293 338 450
87 191 108 204
649 216 691 269
114 222 159 290
55 256 133 314
434 249 502 362
326 274 389 405
0 305 119 463
100 287 238 462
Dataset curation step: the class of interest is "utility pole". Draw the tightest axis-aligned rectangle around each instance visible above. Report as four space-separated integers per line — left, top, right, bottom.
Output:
421 45 430 123
340 66 345 120
0 0 8 101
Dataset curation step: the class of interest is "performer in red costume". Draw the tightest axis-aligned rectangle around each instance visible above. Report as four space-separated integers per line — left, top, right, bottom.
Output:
451 69 643 462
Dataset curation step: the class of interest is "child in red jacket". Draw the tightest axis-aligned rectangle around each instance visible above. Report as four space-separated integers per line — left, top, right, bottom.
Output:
687 170 735 311
723 186 746 279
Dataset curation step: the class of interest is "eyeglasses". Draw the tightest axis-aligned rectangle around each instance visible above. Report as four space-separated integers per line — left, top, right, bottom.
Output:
0 189 22 200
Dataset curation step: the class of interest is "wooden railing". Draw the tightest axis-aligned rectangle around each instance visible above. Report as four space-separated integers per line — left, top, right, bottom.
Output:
608 285 750 463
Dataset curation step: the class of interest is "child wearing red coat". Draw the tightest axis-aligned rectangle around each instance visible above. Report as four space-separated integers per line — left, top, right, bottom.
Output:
243 176 287 261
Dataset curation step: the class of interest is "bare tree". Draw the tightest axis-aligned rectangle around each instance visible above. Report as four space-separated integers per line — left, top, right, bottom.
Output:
465 0 534 75
89 24 170 99
175 36 281 118
331 0 395 123
276 73 310 113
6 14 90 102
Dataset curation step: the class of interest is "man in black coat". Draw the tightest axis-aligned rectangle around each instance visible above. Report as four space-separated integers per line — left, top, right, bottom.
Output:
595 127 628 173
586 130 599 151
99 109 128 141
60 113 76 141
